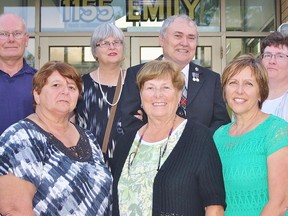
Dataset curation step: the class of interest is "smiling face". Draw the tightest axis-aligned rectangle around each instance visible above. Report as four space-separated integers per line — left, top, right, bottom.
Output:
34 71 79 117
159 17 198 69
224 67 261 116
140 75 182 121
0 14 29 61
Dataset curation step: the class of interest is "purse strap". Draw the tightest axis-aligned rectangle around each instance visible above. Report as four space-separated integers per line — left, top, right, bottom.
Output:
101 72 122 154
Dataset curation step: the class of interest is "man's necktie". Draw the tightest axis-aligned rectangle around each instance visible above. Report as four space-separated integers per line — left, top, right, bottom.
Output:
178 85 187 118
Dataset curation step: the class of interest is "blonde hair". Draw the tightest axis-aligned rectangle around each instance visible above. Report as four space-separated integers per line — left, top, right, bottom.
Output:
222 54 269 108
136 60 185 92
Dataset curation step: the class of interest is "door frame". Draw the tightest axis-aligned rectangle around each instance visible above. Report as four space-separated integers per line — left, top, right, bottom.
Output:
39 35 221 73
39 36 131 70
130 36 222 73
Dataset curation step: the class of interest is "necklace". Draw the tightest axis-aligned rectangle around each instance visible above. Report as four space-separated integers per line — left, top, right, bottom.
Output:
97 67 124 106
128 117 176 174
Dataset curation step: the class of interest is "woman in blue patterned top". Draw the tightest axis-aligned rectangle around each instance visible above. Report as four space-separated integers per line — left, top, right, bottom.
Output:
74 23 125 167
0 61 112 215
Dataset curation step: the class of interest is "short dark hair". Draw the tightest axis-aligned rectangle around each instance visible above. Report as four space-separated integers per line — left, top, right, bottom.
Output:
261 31 288 54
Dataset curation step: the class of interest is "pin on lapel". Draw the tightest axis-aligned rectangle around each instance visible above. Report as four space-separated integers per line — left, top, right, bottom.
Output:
192 67 200 82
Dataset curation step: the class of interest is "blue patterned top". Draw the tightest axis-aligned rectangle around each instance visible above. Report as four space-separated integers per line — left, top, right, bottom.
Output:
75 73 124 164
0 119 112 216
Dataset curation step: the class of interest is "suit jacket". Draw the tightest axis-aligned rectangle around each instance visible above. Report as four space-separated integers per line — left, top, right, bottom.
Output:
121 57 230 133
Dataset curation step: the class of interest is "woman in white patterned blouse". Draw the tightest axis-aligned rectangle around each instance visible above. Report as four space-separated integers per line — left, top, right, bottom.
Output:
0 61 112 215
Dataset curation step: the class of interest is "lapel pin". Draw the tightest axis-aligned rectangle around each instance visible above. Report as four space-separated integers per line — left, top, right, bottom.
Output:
192 72 200 82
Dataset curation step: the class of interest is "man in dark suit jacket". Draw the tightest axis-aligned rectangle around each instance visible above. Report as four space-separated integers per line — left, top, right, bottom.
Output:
121 14 230 133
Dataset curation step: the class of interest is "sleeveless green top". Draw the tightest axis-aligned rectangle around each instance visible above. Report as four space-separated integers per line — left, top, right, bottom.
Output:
214 115 288 216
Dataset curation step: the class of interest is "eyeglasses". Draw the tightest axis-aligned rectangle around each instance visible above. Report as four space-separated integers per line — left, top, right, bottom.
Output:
127 146 168 176
96 40 123 48
261 52 288 62
128 125 174 175
0 31 26 40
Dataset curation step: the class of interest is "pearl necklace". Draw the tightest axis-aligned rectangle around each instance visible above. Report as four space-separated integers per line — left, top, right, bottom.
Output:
97 67 124 106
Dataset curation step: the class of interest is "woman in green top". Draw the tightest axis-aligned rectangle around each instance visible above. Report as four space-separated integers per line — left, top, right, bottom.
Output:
214 54 288 215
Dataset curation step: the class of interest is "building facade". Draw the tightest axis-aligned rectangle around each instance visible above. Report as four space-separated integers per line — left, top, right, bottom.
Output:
1 0 285 74
281 0 288 22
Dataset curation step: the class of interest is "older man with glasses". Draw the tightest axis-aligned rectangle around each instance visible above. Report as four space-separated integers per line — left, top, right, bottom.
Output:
261 31 288 122
0 13 37 135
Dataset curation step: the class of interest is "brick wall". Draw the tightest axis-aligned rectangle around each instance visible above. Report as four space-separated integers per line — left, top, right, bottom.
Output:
281 0 288 22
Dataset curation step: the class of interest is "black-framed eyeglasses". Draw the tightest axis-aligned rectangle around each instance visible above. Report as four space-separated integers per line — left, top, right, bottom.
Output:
0 31 26 40
96 40 123 48
261 52 288 62
128 151 136 176
128 141 170 175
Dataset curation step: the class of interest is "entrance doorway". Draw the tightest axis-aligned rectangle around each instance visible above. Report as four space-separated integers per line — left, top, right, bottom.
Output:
39 35 222 74
131 36 222 73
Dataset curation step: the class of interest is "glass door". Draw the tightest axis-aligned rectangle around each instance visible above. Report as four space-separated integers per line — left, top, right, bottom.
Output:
39 35 222 74
39 36 130 74
39 37 93 74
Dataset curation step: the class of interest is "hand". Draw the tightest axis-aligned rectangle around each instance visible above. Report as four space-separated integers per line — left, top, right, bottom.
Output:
205 205 224 216
134 109 144 121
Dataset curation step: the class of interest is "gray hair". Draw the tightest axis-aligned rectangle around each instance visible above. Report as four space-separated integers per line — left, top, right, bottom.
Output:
90 23 125 59
159 14 198 39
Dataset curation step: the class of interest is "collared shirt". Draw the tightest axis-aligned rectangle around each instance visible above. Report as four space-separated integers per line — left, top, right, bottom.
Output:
0 59 37 134
162 56 189 88
181 63 189 89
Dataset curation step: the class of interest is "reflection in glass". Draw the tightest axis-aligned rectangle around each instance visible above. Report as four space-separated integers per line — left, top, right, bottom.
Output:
84 47 94 62
194 0 220 32
140 47 162 64
41 0 123 32
0 1 35 32
226 38 262 63
49 46 96 75
67 47 82 64
40 0 222 33
195 46 212 69
50 47 65 62
25 38 35 68
226 0 275 32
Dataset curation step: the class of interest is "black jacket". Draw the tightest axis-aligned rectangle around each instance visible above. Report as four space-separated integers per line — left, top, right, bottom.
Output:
120 58 230 134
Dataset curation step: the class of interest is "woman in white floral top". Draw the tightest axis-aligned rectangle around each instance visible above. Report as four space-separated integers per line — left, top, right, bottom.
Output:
111 60 226 216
